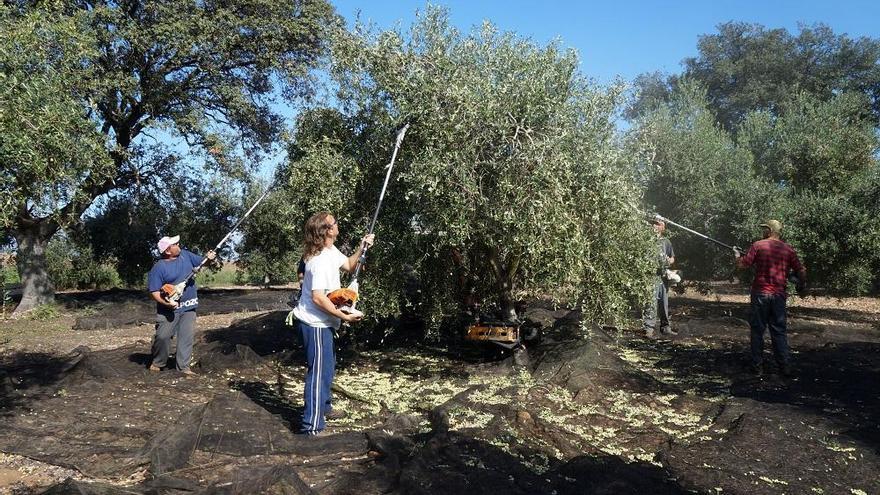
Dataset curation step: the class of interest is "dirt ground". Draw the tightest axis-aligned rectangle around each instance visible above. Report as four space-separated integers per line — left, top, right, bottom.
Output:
0 286 878 494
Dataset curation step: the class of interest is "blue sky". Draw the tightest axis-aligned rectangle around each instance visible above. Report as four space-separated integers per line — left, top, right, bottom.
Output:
235 1 880 180
331 0 880 84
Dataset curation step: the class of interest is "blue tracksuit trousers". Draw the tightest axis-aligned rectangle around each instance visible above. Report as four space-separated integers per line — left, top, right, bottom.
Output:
299 322 335 434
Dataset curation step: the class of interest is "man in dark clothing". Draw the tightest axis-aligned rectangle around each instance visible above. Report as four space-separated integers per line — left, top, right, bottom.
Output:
147 235 215 375
735 219 806 377
644 219 677 338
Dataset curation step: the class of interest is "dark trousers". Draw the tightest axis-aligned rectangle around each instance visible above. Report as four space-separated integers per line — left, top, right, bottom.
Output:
749 293 790 366
644 279 671 331
299 322 335 435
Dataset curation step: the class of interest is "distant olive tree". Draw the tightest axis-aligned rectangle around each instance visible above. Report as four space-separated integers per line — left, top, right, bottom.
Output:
633 79 880 293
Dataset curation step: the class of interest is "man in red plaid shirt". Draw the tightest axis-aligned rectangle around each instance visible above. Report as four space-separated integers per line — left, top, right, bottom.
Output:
735 219 806 377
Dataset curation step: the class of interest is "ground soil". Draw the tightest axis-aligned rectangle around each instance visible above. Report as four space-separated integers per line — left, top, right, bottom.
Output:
0 285 878 494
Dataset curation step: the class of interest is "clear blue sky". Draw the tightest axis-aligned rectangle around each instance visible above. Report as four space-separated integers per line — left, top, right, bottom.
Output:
246 0 880 180
331 0 880 84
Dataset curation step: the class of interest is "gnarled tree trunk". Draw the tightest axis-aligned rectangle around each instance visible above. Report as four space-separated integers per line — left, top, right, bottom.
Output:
13 222 58 315
488 247 519 322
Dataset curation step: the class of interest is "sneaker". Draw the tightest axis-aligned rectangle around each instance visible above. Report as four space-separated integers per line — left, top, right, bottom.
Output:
148 364 162 372
325 409 346 421
644 328 657 340
180 369 197 376
660 327 678 336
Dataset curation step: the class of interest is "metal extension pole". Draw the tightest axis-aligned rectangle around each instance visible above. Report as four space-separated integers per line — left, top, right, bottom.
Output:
351 123 410 283
189 182 276 276
653 214 741 252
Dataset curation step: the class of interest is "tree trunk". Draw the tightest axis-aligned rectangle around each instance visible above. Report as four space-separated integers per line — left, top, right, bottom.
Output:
487 246 518 322
13 224 57 315
499 286 516 322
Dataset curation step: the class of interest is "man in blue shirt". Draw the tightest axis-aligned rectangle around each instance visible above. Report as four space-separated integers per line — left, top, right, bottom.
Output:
147 235 215 375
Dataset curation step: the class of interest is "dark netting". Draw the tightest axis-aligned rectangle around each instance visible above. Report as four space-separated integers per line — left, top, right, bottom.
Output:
72 289 294 330
40 477 145 494
141 394 370 476
199 464 315 495
2 294 879 493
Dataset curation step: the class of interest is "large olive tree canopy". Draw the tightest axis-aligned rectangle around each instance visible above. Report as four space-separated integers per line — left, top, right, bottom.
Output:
274 7 653 329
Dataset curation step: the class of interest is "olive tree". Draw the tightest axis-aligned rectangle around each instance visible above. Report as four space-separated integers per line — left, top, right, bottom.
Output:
276 8 653 329
1 0 336 313
738 92 880 293
634 78 880 293
1 6 109 311
633 80 778 280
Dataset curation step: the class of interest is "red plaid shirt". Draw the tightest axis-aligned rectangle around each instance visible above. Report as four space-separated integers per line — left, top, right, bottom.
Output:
739 238 804 295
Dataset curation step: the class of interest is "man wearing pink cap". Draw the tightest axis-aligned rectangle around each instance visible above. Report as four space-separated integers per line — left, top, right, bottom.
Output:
147 235 215 375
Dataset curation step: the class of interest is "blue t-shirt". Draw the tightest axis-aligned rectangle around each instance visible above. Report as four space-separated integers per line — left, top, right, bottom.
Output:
147 249 204 315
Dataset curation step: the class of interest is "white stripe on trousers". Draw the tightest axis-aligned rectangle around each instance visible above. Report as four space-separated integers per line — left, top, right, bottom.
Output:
310 327 322 434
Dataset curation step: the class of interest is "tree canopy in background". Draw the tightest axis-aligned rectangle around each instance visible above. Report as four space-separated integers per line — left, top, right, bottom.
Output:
630 22 880 128
686 22 880 130
1 0 337 312
633 80 778 281
81 178 240 285
631 22 880 294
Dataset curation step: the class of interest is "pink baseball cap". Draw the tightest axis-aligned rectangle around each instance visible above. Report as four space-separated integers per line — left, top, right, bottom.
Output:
157 235 180 253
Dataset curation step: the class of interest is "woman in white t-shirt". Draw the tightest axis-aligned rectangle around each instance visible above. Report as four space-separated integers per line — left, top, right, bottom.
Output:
293 211 374 435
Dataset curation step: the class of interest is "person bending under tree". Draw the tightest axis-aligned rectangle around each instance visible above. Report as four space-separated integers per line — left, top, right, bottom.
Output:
292 211 374 436
735 219 806 377
147 235 215 375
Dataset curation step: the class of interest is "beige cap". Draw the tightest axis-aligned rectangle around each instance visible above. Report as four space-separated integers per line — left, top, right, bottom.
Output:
760 220 782 234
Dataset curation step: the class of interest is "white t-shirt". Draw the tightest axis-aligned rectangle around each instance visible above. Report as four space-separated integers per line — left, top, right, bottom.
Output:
293 245 348 328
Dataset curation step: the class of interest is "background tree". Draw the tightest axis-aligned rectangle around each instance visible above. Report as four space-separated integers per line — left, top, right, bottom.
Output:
235 107 361 286
259 7 655 333
738 92 878 194
629 22 880 130
633 80 777 280
81 178 240 285
684 22 880 130
1 6 109 311
737 92 880 293
1 0 336 313
630 23 880 293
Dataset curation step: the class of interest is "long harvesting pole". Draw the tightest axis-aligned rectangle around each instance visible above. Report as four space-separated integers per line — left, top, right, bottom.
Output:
653 214 742 252
350 123 410 283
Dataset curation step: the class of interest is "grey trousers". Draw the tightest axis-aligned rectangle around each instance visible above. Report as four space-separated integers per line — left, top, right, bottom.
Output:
644 279 671 331
151 310 196 371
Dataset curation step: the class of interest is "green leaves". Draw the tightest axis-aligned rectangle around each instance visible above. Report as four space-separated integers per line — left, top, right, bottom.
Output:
633 29 880 294
3 1 336 311
268 6 653 328
683 22 880 129
1 6 110 229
